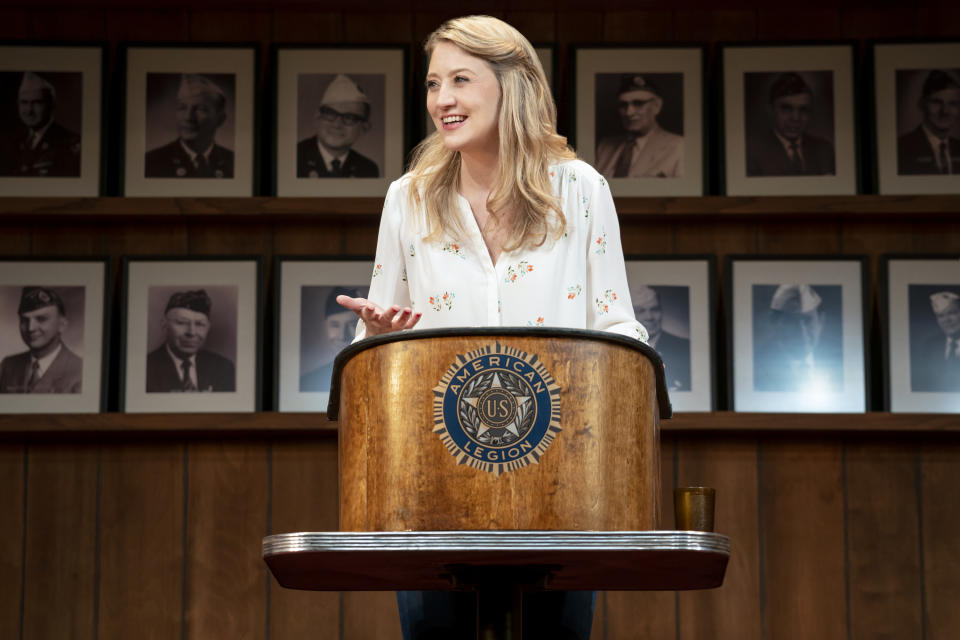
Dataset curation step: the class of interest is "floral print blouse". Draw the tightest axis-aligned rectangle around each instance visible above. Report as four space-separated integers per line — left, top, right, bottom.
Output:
356 159 648 343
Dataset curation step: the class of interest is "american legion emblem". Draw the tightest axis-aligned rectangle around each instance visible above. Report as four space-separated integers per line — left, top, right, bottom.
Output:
433 342 561 476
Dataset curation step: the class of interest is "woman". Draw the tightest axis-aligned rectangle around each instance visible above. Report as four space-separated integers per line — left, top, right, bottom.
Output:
337 14 647 639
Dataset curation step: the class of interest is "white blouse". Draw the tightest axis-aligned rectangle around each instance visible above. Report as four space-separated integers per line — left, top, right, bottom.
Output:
356 158 648 343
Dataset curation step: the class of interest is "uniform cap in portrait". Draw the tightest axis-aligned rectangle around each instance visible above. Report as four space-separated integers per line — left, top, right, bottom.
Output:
768 72 812 103
18 286 65 315
19 71 56 99
632 284 659 307
618 74 660 99
769 284 821 313
165 289 212 317
921 69 960 98
178 74 226 108
930 291 960 314
320 74 369 106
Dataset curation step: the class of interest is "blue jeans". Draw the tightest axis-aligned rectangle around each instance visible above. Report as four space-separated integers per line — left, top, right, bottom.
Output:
397 590 596 639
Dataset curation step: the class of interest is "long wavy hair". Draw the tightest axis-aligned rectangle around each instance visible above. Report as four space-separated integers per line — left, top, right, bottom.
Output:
407 15 575 250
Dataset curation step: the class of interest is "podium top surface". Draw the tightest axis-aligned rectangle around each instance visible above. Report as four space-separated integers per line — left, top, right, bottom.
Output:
326 327 670 420
262 530 728 592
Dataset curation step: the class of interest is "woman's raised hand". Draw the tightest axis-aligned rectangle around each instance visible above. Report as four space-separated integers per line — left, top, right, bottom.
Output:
336 295 422 337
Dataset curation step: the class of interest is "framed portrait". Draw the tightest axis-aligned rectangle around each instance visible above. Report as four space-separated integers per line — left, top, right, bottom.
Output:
727 256 868 413
624 256 715 412
574 45 704 196
720 44 858 196
419 45 555 142
0 258 108 413
273 46 407 197
275 257 373 412
0 44 104 196
872 41 960 194
121 44 258 196
120 257 261 413
882 255 960 412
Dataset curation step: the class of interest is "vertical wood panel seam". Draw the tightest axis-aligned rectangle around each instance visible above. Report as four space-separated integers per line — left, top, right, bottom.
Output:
92 447 103 640
265 443 273 640
18 444 28 640
842 442 852 640
180 444 189 640
915 446 927 640
757 440 767 640
601 591 607 640
672 438 679 640
338 591 344 640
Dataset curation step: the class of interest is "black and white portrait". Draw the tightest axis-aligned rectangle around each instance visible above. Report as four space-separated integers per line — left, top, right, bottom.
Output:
297 73 384 179
909 284 960 392
144 285 237 393
594 72 684 179
744 71 836 177
896 69 960 176
0 285 85 394
0 71 81 177
631 284 691 392
144 73 236 179
299 284 368 393
752 284 843 393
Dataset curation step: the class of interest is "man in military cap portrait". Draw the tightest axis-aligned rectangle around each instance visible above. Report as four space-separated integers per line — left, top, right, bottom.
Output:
595 74 684 179
145 289 235 393
753 284 843 392
631 285 691 392
746 72 836 177
144 74 234 179
911 290 960 392
0 72 81 177
297 74 380 178
0 287 82 394
300 286 365 393
897 69 960 175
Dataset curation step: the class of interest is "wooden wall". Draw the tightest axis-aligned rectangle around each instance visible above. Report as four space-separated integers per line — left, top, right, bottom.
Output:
2 1 960 639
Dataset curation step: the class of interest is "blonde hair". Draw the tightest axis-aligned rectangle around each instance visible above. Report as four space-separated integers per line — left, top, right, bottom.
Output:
407 15 575 250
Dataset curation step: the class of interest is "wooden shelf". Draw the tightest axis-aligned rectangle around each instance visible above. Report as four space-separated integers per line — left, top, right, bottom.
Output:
0 410 956 438
1 194 958 221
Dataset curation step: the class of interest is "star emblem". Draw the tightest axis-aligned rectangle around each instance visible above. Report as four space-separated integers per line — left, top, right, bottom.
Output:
463 371 531 440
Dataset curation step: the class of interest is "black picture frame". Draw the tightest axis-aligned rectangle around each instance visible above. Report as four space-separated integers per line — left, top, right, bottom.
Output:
120 256 262 413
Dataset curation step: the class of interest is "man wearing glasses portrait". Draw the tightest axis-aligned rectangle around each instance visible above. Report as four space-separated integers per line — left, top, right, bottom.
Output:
297 74 379 178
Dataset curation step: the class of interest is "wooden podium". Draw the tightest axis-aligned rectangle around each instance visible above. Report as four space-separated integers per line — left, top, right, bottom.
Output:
265 329 728 638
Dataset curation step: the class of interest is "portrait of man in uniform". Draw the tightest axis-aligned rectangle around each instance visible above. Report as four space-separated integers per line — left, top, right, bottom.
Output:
896 69 960 175
297 73 381 178
909 287 960 392
631 284 691 392
299 285 367 393
145 288 235 393
752 283 843 392
595 73 684 179
745 71 836 177
0 286 83 394
0 71 81 177
144 73 235 179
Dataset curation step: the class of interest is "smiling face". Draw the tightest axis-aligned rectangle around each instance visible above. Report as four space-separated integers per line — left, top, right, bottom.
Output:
426 41 501 157
771 92 813 141
18 87 53 131
315 100 370 154
176 90 225 151
19 305 65 357
162 307 210 359
618 89 661 137
920 87 960 138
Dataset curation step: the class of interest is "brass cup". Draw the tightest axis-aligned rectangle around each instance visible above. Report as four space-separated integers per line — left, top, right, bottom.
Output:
673 487 716 532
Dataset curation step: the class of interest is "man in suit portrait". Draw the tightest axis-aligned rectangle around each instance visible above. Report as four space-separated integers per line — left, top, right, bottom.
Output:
632 285 691 392
297 74 379 178
146 289 235 393
746 72 836 177
300 286 362 392
144 74 234 179
753 284 842 392
1 72 80 177
897 70 960 175
911 291 960 392
595 75 684 179
0 287 82 394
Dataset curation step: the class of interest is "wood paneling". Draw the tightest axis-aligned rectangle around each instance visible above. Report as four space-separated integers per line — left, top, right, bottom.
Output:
342 591 403 640
29 9 105 40
189 10 272 43
674 10 756 42
184 441 269 640
98 443 184 640
0 445 24 640
757 9 842 40
920 442 960 637
271 10 342 44
845 442 923 639
21 444 99 640
106 9 190 42
604 10 675 43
